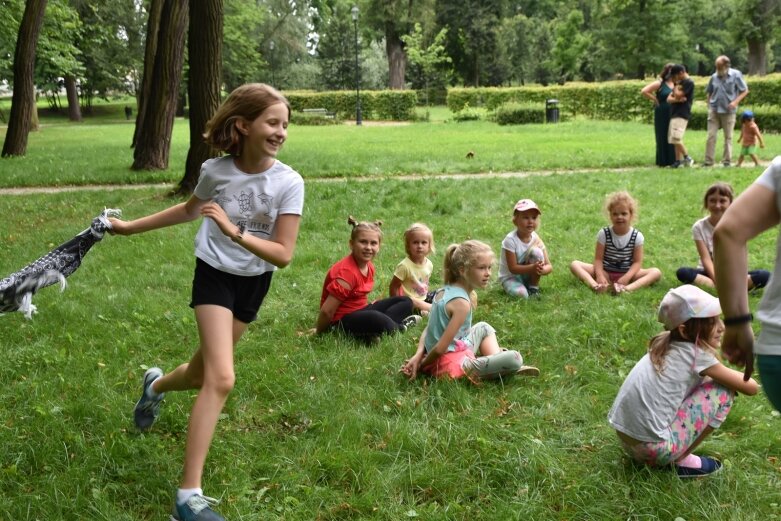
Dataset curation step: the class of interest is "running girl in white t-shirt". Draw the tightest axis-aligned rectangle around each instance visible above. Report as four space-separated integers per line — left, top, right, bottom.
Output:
110 84 304 521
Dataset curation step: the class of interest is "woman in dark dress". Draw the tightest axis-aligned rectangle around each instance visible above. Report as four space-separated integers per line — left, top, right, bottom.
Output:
641 63 677 167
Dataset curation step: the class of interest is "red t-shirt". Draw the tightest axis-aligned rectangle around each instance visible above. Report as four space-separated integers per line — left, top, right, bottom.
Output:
320 254 374 322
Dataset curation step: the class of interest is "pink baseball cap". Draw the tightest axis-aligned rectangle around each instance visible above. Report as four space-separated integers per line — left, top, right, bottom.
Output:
657 285 721 330
513 199 541 214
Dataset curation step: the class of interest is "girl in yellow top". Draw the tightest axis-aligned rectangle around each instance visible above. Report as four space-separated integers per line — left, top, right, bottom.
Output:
390 223 435 314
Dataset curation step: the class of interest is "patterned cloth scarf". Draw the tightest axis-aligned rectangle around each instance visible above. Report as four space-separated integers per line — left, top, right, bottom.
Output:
0 208 121 319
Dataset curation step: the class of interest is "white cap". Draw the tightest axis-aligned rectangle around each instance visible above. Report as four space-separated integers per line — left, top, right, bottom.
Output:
657 285 721 330
513 199 541 214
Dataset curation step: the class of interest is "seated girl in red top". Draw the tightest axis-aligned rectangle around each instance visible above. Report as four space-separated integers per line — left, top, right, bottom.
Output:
315 217 419 344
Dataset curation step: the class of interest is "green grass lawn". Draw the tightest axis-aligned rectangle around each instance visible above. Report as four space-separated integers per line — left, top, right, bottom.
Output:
2 110 777 188
1 160 781 519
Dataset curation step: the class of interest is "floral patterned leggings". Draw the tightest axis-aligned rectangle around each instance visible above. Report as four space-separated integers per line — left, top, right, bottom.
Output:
621 380 734 466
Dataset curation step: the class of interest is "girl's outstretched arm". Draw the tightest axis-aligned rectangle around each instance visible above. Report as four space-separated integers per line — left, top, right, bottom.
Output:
109 195 207 235
701 362 759 395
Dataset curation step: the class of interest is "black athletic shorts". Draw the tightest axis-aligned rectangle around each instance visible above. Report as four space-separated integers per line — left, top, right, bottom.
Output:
190 258 273 323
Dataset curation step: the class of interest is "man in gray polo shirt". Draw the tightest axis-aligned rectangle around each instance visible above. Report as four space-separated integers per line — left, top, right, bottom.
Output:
704 55 749 167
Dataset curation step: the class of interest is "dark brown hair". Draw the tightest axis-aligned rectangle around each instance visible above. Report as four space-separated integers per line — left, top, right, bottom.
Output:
702 182 734 209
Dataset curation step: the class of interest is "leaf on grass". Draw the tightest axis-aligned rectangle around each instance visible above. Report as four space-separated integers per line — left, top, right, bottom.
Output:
564 364 577 375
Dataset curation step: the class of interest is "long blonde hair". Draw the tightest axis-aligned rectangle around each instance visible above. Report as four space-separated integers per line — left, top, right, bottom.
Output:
648 316 720 373
442 240 494 285
203 83 290 156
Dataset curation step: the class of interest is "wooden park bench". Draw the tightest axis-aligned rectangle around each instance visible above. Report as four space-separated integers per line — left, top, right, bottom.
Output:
301 107 336 119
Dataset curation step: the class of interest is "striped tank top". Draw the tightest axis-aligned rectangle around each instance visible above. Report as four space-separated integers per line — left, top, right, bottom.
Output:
602 227 638 273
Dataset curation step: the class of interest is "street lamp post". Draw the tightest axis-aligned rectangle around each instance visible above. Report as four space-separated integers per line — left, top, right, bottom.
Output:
269 40 276 87
351 5 362 125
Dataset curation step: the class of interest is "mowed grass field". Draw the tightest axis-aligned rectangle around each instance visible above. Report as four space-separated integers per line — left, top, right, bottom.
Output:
1 111 781 520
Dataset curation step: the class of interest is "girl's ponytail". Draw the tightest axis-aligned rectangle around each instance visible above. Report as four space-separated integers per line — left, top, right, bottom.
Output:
348 216 383 240
443 243 461 284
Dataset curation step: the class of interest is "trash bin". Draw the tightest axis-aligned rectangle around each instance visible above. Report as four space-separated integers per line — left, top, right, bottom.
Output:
545 99 559 123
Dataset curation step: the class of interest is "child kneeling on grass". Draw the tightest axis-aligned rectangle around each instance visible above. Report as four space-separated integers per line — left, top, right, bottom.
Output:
400 240 539 382
608 285 758 478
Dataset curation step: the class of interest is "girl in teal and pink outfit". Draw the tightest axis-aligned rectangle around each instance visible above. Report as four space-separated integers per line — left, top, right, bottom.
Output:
400 240 539 382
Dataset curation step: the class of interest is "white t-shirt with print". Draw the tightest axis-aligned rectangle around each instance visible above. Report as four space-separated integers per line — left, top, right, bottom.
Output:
193 156 304 276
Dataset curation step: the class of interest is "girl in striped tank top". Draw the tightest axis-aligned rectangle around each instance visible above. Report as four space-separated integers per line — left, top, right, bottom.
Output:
570 191 662 293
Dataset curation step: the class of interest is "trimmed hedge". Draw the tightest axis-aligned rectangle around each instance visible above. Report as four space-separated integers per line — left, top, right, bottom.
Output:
495 102 546 125
447 73 781 128
688 104 781 132
283 89 418 121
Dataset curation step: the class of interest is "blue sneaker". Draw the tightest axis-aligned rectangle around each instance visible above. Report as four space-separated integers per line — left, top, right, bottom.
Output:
171 494 224 521
134 367 164 431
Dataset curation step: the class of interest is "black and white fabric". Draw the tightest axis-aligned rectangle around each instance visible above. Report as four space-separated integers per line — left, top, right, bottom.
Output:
0 208 121 319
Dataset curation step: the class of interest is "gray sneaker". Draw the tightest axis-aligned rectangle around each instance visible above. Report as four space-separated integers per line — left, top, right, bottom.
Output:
171 494 224 521
684 156 695 167
134 367 164 431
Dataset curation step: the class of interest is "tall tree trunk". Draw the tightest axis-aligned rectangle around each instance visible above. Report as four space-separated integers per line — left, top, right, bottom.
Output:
747 38 767 75
177 0 223 196
64 74 82 122
132 0 165 149
385 21 406 89
2 0 47 158
132 0 189 170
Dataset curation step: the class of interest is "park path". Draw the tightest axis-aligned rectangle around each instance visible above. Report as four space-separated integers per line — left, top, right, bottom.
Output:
0 167 641 195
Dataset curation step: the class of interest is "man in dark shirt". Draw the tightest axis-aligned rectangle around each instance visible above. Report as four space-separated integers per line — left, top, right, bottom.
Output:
667 64 695 168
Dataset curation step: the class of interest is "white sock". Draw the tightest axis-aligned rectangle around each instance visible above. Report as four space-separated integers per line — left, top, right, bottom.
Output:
176 487 203 505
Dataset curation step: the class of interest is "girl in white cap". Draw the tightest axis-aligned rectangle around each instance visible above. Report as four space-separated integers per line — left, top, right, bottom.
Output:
498 199 552 299
608 285 758 478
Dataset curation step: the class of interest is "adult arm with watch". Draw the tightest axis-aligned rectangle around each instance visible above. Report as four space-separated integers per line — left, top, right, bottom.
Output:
714 179 780 379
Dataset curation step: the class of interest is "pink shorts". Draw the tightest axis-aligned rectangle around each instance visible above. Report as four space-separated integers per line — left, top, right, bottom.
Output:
421 340 476 379
607 271 624 283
